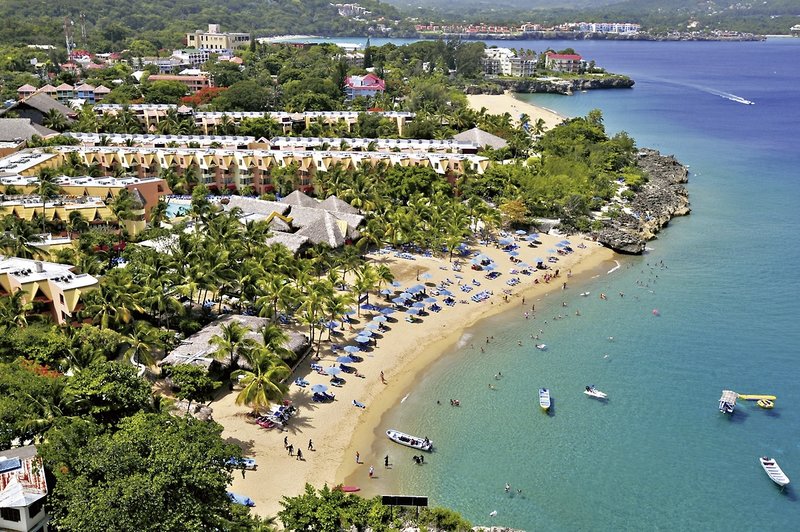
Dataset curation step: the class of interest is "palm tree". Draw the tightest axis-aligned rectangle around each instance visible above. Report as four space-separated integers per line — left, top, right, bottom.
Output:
37 168 61 233
125 321 157 368
231 348 290 414
42 109 68 132
81 269 144 330
257 322 294 362
209 321 256 370
0 288 32 328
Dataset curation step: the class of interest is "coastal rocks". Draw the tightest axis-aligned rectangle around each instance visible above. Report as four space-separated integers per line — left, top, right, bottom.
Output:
595 149 690 254
495 77 634 95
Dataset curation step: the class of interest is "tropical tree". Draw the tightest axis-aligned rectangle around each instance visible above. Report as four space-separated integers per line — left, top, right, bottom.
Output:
231 348 290 414
42 109 68 132
209 321 256 370
37 167 61 233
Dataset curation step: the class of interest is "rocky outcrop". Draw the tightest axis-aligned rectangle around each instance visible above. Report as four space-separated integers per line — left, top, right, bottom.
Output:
595 149 690 254
496 77 634 95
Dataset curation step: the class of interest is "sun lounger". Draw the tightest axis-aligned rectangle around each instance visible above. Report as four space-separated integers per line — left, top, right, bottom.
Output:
294 378 309 388
330 377 346 387
340 364 356 373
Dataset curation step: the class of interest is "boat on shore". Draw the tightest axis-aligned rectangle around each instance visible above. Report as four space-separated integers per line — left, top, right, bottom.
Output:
386 429 433 451
539 388 551 411
584 385 607 399
760 457 790 487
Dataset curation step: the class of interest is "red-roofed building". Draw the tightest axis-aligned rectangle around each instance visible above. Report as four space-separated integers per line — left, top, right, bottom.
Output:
344 73 385 100
545 52 583 73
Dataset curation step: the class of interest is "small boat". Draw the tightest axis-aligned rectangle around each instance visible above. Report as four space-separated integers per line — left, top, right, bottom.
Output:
539 388 551 411
760 457 790 487
580 292 590 297
536 344 547 351
584 385 607 399
758 399 775 409
386 429 433 451
334 485 361 493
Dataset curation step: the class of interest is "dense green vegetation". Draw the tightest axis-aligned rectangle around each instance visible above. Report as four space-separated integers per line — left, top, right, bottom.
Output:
0 0 411 51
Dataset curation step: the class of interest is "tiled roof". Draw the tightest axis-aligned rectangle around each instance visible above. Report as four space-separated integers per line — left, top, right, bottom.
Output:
452 127 508 150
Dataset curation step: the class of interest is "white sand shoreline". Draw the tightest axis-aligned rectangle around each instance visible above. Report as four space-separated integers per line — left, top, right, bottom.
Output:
212 234 615 517
466 92 568 131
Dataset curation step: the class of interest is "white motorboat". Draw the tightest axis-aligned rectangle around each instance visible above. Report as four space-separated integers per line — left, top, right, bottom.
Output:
538 388 551 411
584 385 607 399
386 429 433 451
536 344 547 351
760 457 790 487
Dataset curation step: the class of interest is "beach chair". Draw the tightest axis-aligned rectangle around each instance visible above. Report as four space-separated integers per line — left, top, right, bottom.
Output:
294 378 309 388
352 400 366 409
340 364 356 374
330 377 346 387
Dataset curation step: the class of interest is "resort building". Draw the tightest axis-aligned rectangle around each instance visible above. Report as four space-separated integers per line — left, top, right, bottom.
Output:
160 315 309 371
185 24 250 53
544 52 583 73
0 94 76 128
575 22 640 34
344 74 385 100
0 119 57 145
65 132 257 150
0 195 115 229
146 74 212 95
92 105 416 136
0 257 98 324
267 136 480 154
0 445 49 532
482 48 537 77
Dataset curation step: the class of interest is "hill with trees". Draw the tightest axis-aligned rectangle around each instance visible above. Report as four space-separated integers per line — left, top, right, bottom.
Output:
0 0 408 51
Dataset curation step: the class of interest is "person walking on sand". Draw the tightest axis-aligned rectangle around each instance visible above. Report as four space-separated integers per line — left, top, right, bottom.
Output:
384 455 389 467
287 444 294 457
297 449 303 461
284 435 288 448
380 371 386 384
308 439 314 451
369 466 374 478
356 451 360 464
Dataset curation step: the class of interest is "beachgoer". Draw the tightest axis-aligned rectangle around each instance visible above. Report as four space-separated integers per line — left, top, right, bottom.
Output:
288 444 294 456
297 449 303 461
284 436 288 448
384 455 389 467
380 371 386 384
356 451 360 464
505 483 511 493
308 439 314 451
369 466 374 478
420 455 425 464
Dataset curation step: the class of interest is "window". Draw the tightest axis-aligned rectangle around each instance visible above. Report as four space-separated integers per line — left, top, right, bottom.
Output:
0 507 21 522
28 497 45 518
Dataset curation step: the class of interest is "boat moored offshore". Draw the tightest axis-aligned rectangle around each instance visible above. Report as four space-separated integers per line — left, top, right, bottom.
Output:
538 388 551 411
760 457 790 487
386 429 433 451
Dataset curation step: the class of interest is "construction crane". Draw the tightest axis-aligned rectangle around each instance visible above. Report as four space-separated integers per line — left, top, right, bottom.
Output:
64 17 75 55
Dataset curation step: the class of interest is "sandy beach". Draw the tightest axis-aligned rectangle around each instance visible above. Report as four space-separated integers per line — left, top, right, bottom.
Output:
466 92 566 131
212 233 615 517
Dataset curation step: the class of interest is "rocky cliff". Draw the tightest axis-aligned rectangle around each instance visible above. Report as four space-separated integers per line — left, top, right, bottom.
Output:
495 77 634 95
594 149 690 254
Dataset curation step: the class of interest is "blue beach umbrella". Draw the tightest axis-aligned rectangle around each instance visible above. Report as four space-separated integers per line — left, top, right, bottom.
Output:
336 356 355 364
439 289 453 296
343 345 360 353
311 384 329 393
391 281 402 287
372 315 388 323
420 272 433 280
408 284 426 293
380 307 396 315
364 322 380 329
424 297 437 303
548 249 557 253
509 251 519 257
534 257 544 263
392 297 407 305
358 329 374 337
484 264 496 271
515 229 527 235
400 292 412 299
412 301 426 308
556 242 565 248
380 288 393 295
324 366 342 376
406 308 421 315
354 336 371 343
499 238 513 245
561 240 571 245
325 320 340 329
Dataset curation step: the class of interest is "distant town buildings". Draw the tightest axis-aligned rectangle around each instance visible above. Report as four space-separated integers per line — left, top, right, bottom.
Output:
16 83 111 104
332 3 371 19
344 74 385 100
415 20 640 37
792 24 800 37
185 24 250 53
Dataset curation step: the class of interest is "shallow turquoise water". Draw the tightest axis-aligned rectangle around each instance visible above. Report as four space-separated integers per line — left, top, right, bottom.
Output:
375 38 800 530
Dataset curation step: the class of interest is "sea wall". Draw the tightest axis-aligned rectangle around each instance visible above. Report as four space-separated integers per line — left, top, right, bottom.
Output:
495 77 634 95
595 149 690 254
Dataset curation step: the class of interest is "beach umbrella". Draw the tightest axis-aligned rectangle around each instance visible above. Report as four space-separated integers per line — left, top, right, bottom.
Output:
325 320 340 329
556 242 565 248
343 345 360 353
373 315 388 323
358 329 374 337
439 289 453 296
420 272 433 280
408 284 426 293
406 307 421 315
454 274 463 279
470 258 480 265
380 307 395 315
515 229 527 235
380 288 393 295
484 264 496 271
424 297 438 303
412 301 426 308
364 322 380 329
391 297 407 305
561 240 571 245
399 292 412 299
499 237 513 245
336 356 355 364
548 249 557 253
324 366 342 376
391 281 402 287
534 257 544 263
311 384 329 393
509 251 519 257
354 336 371 343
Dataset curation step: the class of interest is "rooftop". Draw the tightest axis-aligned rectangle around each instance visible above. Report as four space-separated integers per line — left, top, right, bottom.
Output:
0 256 98 289
0 445 47 508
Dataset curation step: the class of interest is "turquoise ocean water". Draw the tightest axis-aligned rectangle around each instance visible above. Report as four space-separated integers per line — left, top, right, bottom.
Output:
339 38 800 530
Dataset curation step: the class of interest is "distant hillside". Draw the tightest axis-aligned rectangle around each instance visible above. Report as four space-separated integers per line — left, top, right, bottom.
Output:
0 0 406 50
